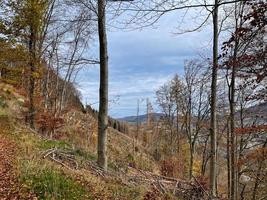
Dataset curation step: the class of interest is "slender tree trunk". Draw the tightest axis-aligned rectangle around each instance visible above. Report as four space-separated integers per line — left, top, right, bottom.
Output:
201 136 209 176
210 0 219 196
54 49 60 115
230 5 241 196
97 0 108 171
44 69 50 110
176 106 180 154
238 103 245 199
28 28 36 129
240 183 246 200
227 118 232 199
187 91 193 179
189 143 194 180
230 44 238 200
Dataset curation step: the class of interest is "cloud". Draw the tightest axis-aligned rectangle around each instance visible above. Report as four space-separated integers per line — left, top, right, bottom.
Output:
76 12 212 118
78 72 172 117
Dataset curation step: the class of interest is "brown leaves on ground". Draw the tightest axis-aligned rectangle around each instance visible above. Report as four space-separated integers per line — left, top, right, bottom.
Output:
0 137 36 200
0 137 19 199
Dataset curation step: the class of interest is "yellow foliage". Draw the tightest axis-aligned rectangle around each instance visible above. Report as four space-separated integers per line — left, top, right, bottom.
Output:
192 159 201 177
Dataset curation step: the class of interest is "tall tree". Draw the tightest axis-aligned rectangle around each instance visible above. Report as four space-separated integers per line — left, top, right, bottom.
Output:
222 1 267 199
209 0 219 196
9 0 56 128
97 0 109 170
119 1 243 195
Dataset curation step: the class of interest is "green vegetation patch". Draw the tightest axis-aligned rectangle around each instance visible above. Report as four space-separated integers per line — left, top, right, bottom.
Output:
0 109 8 117
0 96 8 108
74 148 97 161
19 160 92 200
38 139 72 150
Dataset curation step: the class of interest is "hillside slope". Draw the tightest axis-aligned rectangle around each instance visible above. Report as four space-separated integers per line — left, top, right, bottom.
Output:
0 83 150 199
0 83 206 200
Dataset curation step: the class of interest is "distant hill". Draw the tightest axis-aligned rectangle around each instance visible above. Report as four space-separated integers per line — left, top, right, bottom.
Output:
238 102 267 124
117 113 165 124
118 102 267 124
244 102 267 116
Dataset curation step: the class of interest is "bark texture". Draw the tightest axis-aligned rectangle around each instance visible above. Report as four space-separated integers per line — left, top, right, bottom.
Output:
97 0 108 171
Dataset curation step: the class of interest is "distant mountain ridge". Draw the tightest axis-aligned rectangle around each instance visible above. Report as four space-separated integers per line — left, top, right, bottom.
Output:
118 102 267 124
243 102 267 115
117 113 165 124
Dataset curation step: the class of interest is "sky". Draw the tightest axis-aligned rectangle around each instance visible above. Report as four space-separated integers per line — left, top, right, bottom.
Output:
77 10 213 118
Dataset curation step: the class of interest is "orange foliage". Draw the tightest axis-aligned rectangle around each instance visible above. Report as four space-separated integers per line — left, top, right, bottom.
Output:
160 159 175 177
238 147 267 167
195 175 209 191
235 125 267 135
36 112 64 135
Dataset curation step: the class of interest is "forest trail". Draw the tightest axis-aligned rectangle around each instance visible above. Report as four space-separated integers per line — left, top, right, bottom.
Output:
0 135 19 200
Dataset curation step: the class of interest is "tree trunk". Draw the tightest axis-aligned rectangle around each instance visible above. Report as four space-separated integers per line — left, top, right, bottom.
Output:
210 0 219 196
28 28 36 129
227 118 232 199
97 0 108 171
176 106 180 154
44 69 50 110
230 43 238 200
201 136 209 176
189 143 194 180
230 6 241 197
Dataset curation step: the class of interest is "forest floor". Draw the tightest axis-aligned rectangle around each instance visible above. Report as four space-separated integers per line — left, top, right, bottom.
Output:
0 121 36 200
0 136 19 199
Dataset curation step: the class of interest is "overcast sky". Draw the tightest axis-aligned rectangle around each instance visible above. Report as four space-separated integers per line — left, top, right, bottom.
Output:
77 10 213 118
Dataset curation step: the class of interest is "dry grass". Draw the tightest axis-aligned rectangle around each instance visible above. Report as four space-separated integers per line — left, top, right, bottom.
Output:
0 84 150 199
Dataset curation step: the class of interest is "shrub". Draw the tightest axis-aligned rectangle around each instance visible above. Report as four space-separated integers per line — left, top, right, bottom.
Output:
160 159 175 177
160 154 188 178
36 112 64 136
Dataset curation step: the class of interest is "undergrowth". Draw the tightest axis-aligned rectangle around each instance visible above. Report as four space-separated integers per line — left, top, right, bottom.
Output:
0 84 149 200
38 139 72 150
19 160 92 200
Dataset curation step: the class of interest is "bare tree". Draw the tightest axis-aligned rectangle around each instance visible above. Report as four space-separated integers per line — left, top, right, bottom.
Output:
183 60 210 180
96 0 109 170
156 82 176 152
209 0 219 196
116 0 243 196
